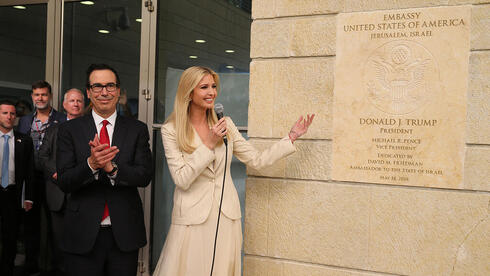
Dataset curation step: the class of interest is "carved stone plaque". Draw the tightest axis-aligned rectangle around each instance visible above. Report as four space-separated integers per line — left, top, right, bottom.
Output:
332 6 470 188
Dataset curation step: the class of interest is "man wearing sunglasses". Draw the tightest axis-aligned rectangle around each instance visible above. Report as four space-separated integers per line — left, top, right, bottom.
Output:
56 64 153 276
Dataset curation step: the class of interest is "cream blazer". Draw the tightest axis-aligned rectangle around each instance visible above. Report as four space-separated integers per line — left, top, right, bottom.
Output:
161 117 296 225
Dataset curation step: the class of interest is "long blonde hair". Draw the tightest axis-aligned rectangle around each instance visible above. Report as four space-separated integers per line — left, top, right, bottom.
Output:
166 66 221 153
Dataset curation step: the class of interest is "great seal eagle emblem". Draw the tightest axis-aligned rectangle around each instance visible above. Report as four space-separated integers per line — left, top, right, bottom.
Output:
364 40 439 115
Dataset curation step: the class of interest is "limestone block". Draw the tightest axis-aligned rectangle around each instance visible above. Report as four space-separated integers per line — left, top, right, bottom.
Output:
273 58 333 139
251 20 290 58
452 214 490 275
249 60 275 137
343 0 488 12
464 146 490 191
285 140 331 181
467 52 490 144
244 256 381 276
243 256 283 276
274 0 342 17
368 187 489 275
290 15 336 57
471 4 490 50
450 0 490 3
251 16 336 58
246 139 288 177
266 181 371 268
267 180 313 261
251 0 341 20
282 261 381 276
251 0 276 19
246 139 331 180
344 0 436 12
248 58 334 139
252 0 489 18
244 178 277 256
245 180 490 274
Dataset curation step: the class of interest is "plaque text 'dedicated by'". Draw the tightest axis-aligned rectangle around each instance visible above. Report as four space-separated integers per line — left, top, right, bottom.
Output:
332 6 470 188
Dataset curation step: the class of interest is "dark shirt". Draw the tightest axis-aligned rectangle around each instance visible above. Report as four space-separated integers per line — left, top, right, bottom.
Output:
30 109 53 151
17 108 67 170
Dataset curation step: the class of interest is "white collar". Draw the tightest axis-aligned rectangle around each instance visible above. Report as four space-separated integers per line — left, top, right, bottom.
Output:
92 110 117 127
0 129 14 138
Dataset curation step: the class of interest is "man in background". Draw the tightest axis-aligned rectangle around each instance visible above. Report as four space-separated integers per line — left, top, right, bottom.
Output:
0 100 34 276
14 99 32 127
17 80 66 274
39 89 85 276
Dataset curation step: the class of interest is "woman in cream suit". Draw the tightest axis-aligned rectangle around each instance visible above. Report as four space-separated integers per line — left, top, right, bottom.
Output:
154 66 314 276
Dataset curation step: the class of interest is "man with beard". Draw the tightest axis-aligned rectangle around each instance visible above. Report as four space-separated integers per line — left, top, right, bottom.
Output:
57 64 152 276
18 80 66 275
39 89 85 276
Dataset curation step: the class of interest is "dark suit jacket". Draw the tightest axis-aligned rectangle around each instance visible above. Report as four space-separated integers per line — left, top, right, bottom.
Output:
13 131 35 202
17 108 66 170
56 113 153 254
38 124 64 211
17 108 67 136
0 131 34 275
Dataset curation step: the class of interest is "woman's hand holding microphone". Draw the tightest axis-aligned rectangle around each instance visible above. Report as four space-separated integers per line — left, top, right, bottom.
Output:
205 117 227 149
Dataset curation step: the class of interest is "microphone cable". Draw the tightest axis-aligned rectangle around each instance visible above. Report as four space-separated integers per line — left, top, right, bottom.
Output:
210 139 228 276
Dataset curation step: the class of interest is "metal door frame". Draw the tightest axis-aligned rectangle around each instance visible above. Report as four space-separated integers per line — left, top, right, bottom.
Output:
137 0 157 274
1 1 158 274
1 0 61 108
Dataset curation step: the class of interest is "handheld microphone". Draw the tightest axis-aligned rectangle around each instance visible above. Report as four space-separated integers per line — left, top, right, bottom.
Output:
210 103 229 276
214 103 227 145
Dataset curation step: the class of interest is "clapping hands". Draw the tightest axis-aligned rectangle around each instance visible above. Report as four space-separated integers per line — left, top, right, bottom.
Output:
88 134 119 172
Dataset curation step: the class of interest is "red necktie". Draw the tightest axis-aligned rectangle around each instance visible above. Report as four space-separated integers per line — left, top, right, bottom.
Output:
100 120 110 221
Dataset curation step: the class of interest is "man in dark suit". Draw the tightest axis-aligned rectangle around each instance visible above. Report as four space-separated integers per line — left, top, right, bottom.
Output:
17 80 67 274
57 64 153 276
0 100 35 276
38 88 85 276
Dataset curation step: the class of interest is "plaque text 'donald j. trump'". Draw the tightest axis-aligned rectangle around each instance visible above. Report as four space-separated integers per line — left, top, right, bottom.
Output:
332 6 470 188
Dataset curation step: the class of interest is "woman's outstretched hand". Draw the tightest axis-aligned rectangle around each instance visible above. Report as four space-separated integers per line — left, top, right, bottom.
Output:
289 114 315 143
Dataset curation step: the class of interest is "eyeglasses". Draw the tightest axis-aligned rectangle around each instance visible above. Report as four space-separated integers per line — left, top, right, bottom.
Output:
89 83 119 93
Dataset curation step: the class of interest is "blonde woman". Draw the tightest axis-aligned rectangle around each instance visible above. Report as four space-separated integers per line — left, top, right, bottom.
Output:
154 66 314 276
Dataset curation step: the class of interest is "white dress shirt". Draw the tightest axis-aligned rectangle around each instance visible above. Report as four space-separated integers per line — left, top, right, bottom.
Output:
87 110 117 178
88 110 117 225
92 110 116 145
0 129 15 186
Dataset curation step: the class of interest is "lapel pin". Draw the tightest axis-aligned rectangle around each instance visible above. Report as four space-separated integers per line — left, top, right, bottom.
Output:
16 139 21 142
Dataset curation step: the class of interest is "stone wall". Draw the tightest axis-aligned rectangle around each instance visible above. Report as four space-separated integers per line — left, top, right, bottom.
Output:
245 1 489 275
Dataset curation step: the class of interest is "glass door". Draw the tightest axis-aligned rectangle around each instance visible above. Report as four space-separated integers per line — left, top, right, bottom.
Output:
0 1 48 119
150 0 252 273
61 0 142 119
1 1 156 274
0 0 50 272
60 0 155 274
